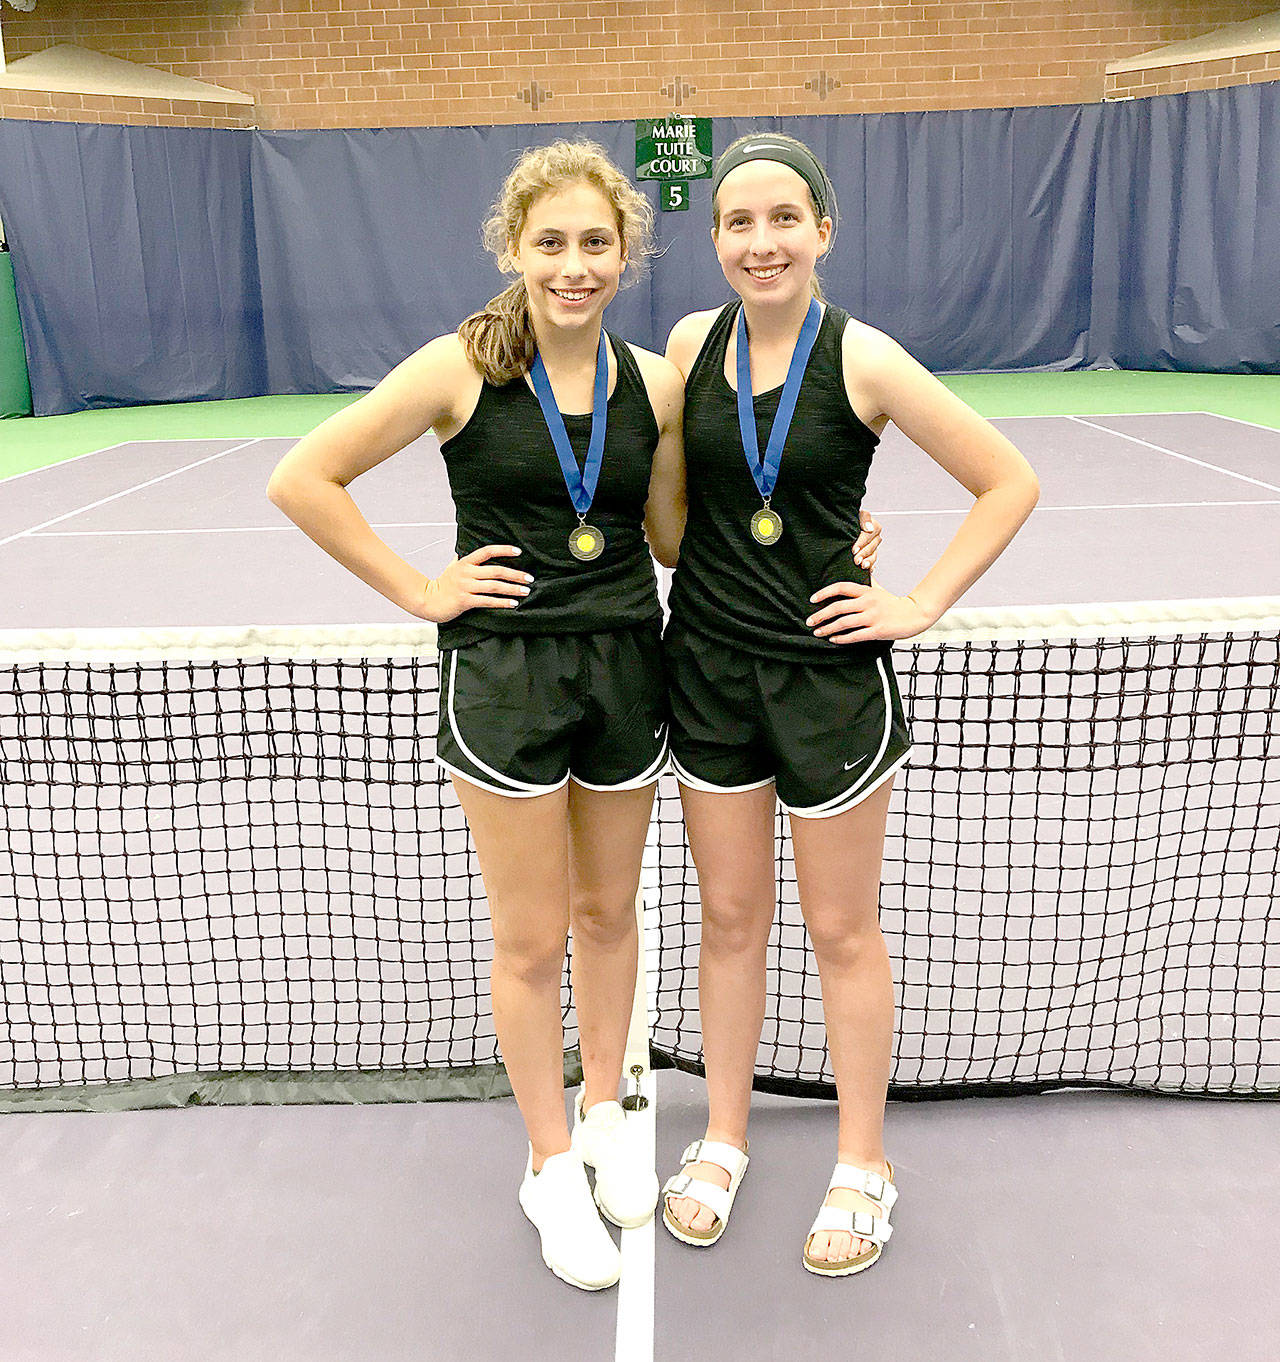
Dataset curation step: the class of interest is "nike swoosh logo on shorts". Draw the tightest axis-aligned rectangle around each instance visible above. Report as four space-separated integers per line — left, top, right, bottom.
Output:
843 755 870 773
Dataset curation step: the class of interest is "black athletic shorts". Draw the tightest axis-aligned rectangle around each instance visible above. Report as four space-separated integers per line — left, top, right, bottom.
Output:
435 622 668 797
664 622 912 818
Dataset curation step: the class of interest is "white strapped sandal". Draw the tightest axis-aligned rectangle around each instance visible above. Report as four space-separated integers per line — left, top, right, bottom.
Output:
802 1161 897 1277
660 1138 750 1247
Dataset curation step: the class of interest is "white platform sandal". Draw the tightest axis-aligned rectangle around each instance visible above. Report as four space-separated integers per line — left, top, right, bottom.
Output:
660 1138 750 1247
802 1160 897 1277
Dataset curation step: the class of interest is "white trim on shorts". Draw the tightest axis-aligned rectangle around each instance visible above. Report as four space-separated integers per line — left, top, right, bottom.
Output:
781 747 912 820
570 728 671 792
435 755 571 800
784 655 910 819
440 651 567 797
670 754 776 796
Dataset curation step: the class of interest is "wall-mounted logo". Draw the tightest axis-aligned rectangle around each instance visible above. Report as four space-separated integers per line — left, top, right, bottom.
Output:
517 80 552 113
805 70 842 101
660 76 697 109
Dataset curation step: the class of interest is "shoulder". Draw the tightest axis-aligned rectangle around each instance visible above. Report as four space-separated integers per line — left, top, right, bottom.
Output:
376 332 485 406
370 331 484 442
834 315 923 433
394 332 481 385
664 306 726 378
837 314 963 432
837 315 908 373
623 341 685 427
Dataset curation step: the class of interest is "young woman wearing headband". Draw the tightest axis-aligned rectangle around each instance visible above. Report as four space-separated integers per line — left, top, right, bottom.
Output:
659 132 1040 1276
268 140 684 1292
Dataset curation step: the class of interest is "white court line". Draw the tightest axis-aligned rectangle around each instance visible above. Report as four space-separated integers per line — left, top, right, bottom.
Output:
0 435 300 485
1066 415 1280 493
1191 411 1280 435
615 1069 656 1362
614 884 656 1362
851 500 1280 517
24 505 1280 534
0 441 135 484
29 522 456 536
983 410 1275 421
0 439 262 550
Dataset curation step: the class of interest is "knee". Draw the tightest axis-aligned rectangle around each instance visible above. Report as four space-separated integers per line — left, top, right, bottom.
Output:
700 891 773 959
569 893 636 949
492 925 568 989
804 911 884 971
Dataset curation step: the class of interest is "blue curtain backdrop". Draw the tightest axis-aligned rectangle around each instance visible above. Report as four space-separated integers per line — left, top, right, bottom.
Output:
0 121 264 414
0 84 1276 415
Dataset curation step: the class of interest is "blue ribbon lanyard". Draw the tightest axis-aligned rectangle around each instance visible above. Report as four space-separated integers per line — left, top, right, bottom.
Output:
735 298 822 503
529 330 609 521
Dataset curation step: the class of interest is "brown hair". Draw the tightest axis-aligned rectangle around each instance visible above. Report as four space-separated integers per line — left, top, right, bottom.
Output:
711 131 832 302
458 140 655 384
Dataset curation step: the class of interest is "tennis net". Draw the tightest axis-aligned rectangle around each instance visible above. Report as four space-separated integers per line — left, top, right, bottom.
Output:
2 599 1277 1111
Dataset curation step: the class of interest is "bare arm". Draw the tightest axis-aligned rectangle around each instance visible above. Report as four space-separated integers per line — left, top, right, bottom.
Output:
266 335 531 622
634 347 687 568
808 326 1039 643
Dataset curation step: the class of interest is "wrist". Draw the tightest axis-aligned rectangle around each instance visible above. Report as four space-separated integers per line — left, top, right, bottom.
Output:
405 572 437 621
905 591 942 627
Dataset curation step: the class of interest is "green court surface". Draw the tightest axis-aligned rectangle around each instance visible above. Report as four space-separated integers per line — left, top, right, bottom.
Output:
2 372 1278 481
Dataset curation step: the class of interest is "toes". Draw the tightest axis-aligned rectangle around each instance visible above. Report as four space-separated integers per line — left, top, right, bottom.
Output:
666 1193 719 1235
809 1231 862 1264
669 1195 711 1233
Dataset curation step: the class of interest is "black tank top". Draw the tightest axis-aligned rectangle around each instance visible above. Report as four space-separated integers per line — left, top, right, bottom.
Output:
668 301 887 663
438 334 662 649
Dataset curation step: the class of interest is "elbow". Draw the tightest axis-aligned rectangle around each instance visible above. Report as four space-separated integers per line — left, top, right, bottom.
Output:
266 466 292 508
267 465 319 511
984 470 1039 516
1022 472 1041 513
656 533 686 566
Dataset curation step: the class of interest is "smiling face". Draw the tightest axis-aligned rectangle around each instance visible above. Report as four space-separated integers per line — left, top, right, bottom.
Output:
712 159 832 307
510 181 626 337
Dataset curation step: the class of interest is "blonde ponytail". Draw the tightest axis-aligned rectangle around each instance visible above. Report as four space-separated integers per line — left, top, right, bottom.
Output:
457 280 537 387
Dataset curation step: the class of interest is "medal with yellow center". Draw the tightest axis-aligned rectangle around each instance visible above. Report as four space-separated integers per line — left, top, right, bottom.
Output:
569 517 605 561
750 502 783 545
529 331 610 569
735 298 821 550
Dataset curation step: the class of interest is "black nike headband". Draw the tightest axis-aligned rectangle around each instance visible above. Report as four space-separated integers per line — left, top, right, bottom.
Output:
711 138 832 220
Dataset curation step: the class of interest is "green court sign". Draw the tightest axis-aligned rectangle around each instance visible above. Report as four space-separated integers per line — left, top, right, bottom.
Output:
635 118 712 181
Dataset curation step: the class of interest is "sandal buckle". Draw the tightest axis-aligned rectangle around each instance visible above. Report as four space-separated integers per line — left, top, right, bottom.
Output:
667 1174 693 1197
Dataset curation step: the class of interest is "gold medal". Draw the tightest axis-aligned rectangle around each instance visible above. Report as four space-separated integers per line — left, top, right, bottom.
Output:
569 522 605 561
751 505 783 545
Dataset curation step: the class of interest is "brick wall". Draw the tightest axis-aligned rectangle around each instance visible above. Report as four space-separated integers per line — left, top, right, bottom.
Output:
0 1 1276 128
1107 48 1280 99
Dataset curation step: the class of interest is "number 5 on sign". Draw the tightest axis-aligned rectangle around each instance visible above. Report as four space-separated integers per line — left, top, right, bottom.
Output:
661 182 689 212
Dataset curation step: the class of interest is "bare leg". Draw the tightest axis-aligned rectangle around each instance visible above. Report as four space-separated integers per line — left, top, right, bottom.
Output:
789 775 896 1262
451 776 572 1172
665 782 777 1233
566 780 656 1112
